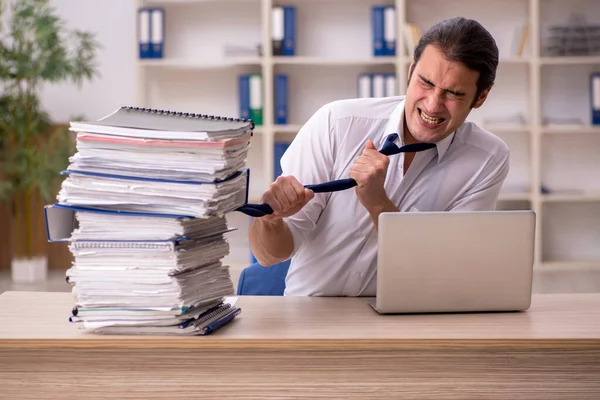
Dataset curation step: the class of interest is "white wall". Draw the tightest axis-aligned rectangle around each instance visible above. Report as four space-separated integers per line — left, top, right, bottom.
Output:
40 0 137 123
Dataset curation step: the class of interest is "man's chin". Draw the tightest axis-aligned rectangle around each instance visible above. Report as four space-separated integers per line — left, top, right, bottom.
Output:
413 129 444 144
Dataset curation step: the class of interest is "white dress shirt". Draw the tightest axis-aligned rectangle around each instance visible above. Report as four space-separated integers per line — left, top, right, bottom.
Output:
279 96 510 297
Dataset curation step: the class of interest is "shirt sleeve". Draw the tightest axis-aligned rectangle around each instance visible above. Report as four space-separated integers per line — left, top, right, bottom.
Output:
279 104 336 256
448 149 510 211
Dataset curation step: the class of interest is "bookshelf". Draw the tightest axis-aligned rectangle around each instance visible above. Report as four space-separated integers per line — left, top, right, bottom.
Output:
135 0 600 272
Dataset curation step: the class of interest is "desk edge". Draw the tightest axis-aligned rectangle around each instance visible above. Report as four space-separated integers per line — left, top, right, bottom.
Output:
2 338 600 350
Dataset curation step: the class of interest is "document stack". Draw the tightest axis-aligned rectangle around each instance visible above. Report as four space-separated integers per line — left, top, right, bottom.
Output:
49 106 255 335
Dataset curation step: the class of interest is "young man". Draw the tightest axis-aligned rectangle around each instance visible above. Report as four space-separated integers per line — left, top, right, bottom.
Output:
248 17 510 296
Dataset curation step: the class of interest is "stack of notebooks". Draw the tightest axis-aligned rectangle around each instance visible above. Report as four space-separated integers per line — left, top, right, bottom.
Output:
48 106 255 335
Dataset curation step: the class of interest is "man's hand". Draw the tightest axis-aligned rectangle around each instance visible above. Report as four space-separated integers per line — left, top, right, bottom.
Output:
349 140 398 228
349 140 391 208
260 175 314 223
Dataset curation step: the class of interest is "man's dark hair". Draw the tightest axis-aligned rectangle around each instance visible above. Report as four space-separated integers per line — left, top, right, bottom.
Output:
408 17 499 108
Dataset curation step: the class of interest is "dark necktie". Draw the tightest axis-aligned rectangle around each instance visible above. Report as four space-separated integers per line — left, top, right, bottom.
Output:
236 133 435 217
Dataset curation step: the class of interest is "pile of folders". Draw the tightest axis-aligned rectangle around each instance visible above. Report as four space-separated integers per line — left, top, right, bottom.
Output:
46 106 255 335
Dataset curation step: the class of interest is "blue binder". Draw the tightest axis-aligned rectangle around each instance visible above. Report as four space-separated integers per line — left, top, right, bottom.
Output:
592 72 600 125
274 74 288 124
238 75 250 120
138 8 151 59
273 142 290 179
283 6 296 56
384 6 396 56
372 6 385 56
150 8 165 58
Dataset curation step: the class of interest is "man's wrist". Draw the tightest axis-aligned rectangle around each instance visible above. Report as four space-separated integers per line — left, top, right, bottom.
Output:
365 195 398 224
258 215 284 228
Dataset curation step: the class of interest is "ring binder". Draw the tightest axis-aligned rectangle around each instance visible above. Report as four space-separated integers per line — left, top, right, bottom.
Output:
120 106 255 129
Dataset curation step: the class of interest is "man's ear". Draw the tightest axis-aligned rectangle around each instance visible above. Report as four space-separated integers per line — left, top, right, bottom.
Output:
473 87 492 109
407 60 415 84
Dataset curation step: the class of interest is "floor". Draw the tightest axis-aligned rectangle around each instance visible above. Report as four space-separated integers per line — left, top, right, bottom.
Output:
2 211 600 295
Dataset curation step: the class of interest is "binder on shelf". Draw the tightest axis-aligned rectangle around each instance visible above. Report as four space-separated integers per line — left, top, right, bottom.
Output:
357 73 396 98
283 6 296 56
150 8 165 58
238 75 250 120
372 6 385 56
372 74 385 97
592 72 600 125
274 142 290 180
249 74 263 126
272 6 284 56
138 8 151 59
275 74 288 124
385 73 397 97
358 73 372 98
383 6 396 56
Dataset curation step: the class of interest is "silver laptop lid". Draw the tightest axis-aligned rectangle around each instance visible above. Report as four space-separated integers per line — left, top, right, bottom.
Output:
376 211 536 313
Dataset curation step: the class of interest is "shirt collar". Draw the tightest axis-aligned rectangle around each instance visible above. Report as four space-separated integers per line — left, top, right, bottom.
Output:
382 98 455 163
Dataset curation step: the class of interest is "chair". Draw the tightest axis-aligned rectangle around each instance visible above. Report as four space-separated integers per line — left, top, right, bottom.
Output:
236 259 291 296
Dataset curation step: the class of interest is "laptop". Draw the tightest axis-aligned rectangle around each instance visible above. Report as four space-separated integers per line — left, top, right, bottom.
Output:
367 210 536 314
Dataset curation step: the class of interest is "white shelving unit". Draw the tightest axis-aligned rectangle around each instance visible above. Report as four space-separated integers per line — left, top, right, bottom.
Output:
136 0 600 271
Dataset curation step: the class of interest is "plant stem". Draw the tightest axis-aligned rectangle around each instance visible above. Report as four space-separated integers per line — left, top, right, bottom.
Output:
12 192 24 259
24 187 32 258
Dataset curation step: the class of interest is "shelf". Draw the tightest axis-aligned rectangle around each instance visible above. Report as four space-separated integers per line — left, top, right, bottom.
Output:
402 57 531 65
542 125 600 134
272 124 302 133
139 57 262 69
541 193 600 203
272 56 396 66
143 0 259 4
133 0 600 271
482 124 532 133
499 57 532 64
540 56 600 65
540 261 600 270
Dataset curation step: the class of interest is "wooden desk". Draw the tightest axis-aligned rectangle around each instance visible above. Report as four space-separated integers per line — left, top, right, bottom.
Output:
1 291 599 399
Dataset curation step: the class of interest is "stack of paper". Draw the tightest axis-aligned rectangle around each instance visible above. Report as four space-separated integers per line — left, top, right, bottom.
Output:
59 107 253 218
52 106 254 335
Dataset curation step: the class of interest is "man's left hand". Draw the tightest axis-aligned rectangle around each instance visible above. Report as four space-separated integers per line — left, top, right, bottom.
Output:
349 139 391 211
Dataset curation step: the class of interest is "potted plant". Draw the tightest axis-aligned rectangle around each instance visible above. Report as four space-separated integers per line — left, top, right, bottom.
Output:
0 0 100 282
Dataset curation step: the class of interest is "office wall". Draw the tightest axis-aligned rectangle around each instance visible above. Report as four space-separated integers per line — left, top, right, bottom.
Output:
40 0 138 122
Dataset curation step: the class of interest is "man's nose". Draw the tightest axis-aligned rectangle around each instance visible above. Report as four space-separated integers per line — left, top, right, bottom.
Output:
424 90 444 113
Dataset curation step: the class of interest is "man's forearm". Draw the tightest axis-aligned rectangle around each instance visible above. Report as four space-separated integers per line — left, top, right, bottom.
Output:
249 218 294 266
366 196 398 230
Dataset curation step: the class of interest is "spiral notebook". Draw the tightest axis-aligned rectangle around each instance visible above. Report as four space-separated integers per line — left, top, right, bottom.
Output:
69 106 255 141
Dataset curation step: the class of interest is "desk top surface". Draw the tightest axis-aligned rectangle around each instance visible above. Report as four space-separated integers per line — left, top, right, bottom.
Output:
1 291 600 350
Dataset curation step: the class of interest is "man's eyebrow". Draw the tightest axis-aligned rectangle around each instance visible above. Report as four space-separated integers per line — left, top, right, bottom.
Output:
418 74 466 97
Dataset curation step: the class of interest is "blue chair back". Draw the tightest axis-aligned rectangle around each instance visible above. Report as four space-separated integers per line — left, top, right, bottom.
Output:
236 259 291 296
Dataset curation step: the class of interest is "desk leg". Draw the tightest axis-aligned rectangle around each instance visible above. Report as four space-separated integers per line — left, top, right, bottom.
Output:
1 348 599 399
